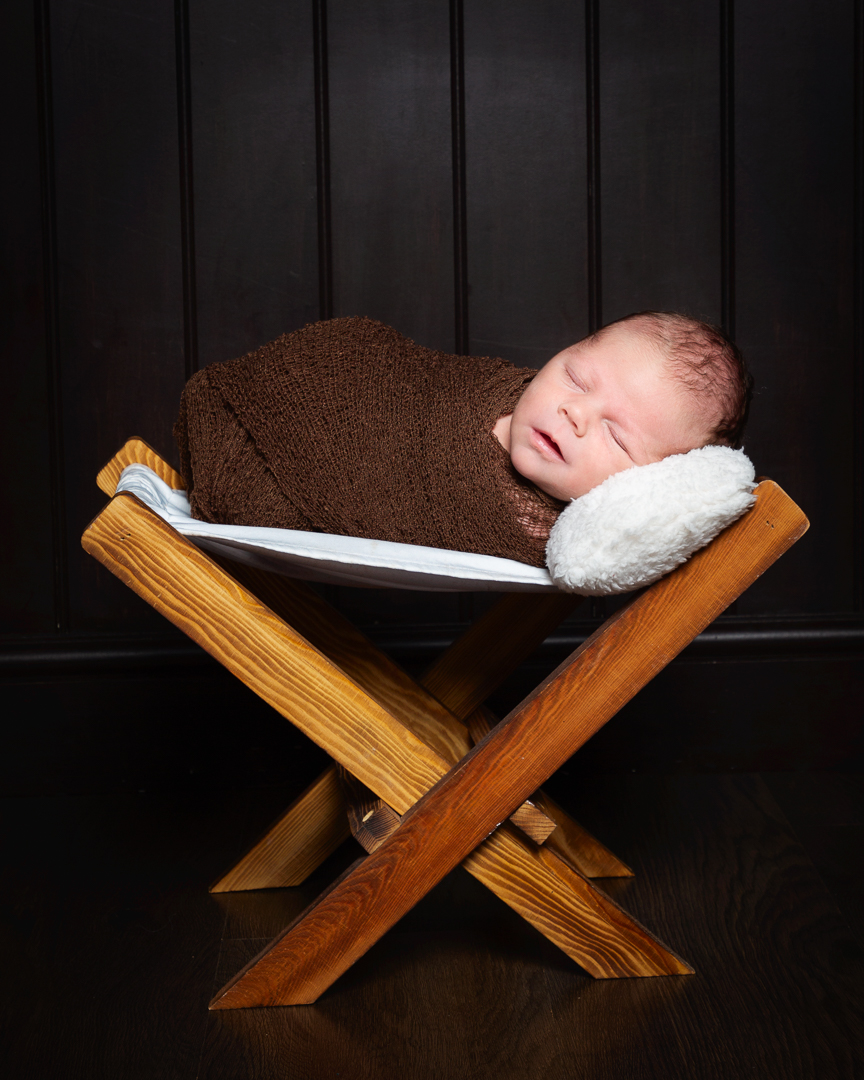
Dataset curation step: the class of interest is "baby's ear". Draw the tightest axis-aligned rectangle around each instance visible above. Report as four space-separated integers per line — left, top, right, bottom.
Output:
545 445 756 595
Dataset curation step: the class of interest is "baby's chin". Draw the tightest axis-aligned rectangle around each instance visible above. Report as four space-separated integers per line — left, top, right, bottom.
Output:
508 457 577 502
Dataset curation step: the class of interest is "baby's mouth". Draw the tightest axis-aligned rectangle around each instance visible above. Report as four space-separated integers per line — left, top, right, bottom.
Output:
536 430 564 460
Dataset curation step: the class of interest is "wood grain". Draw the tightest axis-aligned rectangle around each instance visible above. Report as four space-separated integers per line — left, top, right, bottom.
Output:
337 766 402 854
95 447 590 892
533 790 634 879
209 482 807 1005
82 494 450 812
469 705 631 873
208 562 563 884
84 492 688 988
507 802 558 847
461 823 691 980
210 768 350 893
207 561 471 767
421 591 582 720
467 706 555 844
97 437 185 497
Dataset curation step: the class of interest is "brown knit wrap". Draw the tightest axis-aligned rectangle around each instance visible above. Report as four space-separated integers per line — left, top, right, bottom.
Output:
174 317 564 567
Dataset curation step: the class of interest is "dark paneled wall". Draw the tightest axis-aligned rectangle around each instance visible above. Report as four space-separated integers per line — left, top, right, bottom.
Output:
2 1 862 659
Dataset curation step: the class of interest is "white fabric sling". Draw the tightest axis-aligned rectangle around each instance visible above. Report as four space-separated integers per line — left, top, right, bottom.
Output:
117 444 755 596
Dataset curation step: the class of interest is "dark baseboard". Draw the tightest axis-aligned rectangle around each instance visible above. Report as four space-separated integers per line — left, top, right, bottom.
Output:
376 613 864 668
2 613 863 678
2 614 861 792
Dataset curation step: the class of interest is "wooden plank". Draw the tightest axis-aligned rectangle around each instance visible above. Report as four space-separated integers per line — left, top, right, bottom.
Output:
96 447 583 887
735 0 856 614
507 802 558 847
97 437 185 498
328 0 454 349
83 494 555 844
210 563 565 880
337 766 402 854
422 591 582 720
465 0 589 367
82 494 452 813
51 0 186 634
190 0 319 363
209 482 807 1005
94 444 638 882
600 0 722 320
210 769 349 893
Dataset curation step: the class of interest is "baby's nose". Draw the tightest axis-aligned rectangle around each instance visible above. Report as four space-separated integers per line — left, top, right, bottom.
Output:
561 398 586 432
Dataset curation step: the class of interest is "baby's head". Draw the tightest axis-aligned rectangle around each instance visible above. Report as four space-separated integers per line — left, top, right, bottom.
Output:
494 311 752 502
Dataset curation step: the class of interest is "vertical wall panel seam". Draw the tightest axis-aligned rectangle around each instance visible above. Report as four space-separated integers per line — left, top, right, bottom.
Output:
720 0 735 339
34 0 68 633
855 0 863 610
174 0 198 377
313 0 333 320
450 0 469 354
585 0 601 332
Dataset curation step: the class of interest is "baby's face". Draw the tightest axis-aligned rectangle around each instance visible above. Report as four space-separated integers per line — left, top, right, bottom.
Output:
496 324 710 501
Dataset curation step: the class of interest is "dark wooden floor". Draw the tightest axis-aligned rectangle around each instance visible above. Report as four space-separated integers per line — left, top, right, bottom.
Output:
1 765 861 1078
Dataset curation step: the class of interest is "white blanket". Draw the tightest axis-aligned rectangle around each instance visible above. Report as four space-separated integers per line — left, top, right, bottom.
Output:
116 465 557 592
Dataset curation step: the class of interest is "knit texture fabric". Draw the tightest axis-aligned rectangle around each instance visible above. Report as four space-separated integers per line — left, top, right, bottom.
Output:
174 317 564 567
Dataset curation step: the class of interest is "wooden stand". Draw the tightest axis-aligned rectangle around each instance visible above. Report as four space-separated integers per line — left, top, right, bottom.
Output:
83 439 808 1007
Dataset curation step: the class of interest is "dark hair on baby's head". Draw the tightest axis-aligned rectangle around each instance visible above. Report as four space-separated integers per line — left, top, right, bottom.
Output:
598 311 753 448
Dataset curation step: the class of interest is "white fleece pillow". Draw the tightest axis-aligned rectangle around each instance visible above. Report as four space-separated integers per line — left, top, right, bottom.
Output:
545 445 756 596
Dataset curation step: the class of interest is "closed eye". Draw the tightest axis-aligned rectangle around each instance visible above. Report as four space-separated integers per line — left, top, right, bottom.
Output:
607 423 632 459
564 366 587 392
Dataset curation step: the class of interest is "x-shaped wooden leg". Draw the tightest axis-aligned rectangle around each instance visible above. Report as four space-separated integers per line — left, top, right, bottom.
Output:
198 481 806 1007
208 574 633 893
83 449 807 1007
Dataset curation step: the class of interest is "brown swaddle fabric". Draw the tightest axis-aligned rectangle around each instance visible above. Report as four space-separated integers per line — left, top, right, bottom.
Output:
174 316 564 567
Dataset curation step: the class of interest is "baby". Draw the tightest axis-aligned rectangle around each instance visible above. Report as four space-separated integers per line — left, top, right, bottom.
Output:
175 312 750 568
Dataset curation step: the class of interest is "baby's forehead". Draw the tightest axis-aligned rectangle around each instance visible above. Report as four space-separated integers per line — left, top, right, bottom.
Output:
594 318 664 350
562 321 667 367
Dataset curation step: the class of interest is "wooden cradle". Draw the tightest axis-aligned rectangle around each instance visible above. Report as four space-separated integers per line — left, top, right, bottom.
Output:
82 438 808 1008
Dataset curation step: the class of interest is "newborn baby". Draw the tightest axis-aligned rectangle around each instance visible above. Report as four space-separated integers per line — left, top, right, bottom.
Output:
175 312 750 568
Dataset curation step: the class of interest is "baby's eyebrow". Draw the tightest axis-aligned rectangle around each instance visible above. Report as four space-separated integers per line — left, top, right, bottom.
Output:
567 353 593 382
613 414 654 464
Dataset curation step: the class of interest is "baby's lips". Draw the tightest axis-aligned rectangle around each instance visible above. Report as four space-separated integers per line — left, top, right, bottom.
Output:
540 430 565 460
